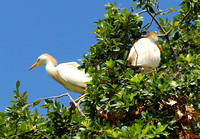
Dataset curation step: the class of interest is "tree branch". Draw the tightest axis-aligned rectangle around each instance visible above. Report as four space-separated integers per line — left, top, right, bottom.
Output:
146 9 167 34
142 17 154 32
29 93 86 117
157 28 172 37
137 10 147 15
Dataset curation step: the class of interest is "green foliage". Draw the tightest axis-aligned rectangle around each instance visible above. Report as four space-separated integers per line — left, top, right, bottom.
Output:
0 81 82 138
0 0 200 138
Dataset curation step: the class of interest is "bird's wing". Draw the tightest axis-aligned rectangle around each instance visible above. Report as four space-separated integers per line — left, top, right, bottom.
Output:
127 38 153 66
64 62 80 67
56 63 91 88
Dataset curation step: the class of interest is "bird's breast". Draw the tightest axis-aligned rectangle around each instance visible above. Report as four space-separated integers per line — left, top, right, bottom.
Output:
62 81 86 94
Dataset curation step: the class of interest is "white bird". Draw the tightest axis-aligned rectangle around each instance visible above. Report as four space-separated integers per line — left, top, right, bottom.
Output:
29 53 91 94
127 32 163 72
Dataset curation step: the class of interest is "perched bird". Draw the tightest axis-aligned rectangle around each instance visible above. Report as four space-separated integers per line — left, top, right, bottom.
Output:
29 53 91 94
127 32 163 72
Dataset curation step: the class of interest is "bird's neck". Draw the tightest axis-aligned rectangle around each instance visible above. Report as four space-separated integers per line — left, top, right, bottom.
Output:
45 62 63 85
45 62 56 75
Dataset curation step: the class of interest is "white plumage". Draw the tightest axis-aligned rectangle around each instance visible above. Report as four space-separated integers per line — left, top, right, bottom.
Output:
127 32 163 72
29 53 91 94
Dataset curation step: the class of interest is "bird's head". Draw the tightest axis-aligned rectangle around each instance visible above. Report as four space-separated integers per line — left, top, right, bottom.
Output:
145 32 163 51
29 53 57 71
145 32 158 43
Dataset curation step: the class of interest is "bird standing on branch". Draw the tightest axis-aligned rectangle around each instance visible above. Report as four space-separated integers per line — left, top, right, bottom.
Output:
29 53 91 95
127 32 163 73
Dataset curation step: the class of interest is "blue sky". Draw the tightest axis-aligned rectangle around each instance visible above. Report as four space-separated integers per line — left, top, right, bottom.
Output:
0 0 182 113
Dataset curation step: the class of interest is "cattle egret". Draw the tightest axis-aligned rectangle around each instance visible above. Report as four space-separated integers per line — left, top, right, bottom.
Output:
29 53 91 94
127 32 163 72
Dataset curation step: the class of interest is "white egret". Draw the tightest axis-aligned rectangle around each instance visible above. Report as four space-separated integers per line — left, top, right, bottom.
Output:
127 32 163 72
29 53 91 94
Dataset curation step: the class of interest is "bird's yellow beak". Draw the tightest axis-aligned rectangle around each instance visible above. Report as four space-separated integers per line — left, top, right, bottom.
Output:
157 44 163 51
29 60 39 71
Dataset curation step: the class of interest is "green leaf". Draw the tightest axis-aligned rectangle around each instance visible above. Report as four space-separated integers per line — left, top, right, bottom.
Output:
33 99 42 107
8 100 18 103
129 93 134 101
22 104 29 111
173 32 180 40
21 122 26 131
142 124 149 135
158 17 164 25
100 97 109 102
106 59 115 68
168 8 178 12
44 99 53 103
24 94 29 102
16 80 20 88
116 60 124 64
0 112 5 117
148 6 155 13
36 121 48 127
113 46 120 51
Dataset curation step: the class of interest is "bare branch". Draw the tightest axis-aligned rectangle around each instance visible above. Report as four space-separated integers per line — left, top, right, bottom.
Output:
137 10 147 15
143 18 154 32
158 28 172 37
146 9 167 34
67 93 86 117
29 93 86 117
28 93 70 107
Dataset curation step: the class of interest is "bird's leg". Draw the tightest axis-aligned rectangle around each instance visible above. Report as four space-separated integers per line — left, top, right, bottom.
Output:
151 71 154 76
66 93 85 117
150 67 155 76
143 66 154 75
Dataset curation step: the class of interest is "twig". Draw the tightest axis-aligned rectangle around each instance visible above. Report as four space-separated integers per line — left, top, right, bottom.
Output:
143 18 154 32
29 93 86 117
28 93 70 107
179 8 192 25
158 28 171 37
157 11 171 15
137 10 147 15
131 6 134 13
146 9 167 34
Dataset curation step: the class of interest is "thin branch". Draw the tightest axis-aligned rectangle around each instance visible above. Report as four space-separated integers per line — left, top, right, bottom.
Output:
179 8 192 25
137 10 147 15
29 93 86 117
146 9 167 34
28 93 70 107
131 6 134 13
143 18 154 32
67 93 86 117
158 28 172 37
157 11 171 15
